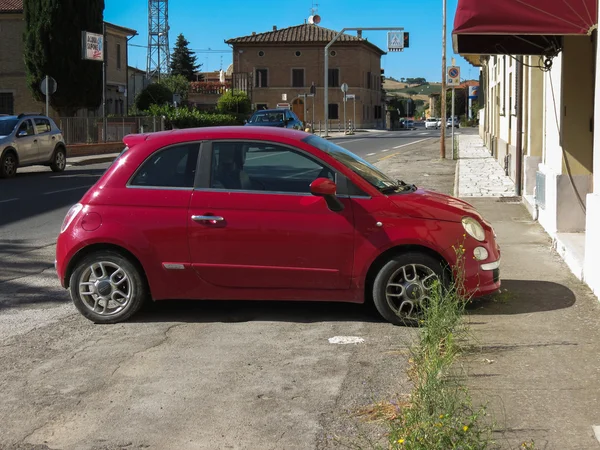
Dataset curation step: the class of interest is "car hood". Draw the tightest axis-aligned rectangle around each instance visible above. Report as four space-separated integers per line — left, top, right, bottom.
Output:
390 188 484 223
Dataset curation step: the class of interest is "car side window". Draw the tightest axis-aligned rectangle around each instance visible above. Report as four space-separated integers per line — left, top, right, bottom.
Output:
129 143 199 188
17 120 34 136
34 118 51 134
210 141 333 194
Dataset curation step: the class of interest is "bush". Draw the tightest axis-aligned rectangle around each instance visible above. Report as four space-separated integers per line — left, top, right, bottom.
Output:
135 83 174 111
147 104 239 129
216 90 251 115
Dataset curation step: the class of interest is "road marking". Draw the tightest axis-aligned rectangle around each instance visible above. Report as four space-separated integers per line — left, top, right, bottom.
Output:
328 336 365 345
0 198 19 204
43 185 93 195
334 138 366 145
420 132 428 135
367 152 376 156
378 138 433 162
382 149 390 152
246 151 287 161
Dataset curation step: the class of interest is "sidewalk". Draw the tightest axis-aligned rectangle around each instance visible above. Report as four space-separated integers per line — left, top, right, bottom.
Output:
453 133 600 449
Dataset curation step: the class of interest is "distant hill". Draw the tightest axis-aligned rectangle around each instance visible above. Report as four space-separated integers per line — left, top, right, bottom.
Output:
384 80 442 101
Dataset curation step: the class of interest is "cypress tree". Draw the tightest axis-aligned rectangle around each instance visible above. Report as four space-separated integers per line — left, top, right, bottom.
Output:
170 33 201 81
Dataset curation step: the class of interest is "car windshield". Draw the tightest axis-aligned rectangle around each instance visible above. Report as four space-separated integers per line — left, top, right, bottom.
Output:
0 118 18 136
302 135 399 191
249 111 285 123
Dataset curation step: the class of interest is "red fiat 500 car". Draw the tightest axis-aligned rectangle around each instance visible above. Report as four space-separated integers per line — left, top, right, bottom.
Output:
55 127 500 325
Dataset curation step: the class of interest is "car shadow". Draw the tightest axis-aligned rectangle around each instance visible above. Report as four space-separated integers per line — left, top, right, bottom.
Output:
466 279 576 315
131 299 385 324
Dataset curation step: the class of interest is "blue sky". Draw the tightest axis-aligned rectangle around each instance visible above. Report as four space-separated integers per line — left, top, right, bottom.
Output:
104 0 478 82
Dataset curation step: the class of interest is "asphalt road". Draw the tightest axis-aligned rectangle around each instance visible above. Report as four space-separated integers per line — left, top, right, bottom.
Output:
0 128 449 450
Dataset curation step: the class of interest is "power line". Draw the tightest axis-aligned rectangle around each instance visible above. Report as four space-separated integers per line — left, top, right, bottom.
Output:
129 43 230 53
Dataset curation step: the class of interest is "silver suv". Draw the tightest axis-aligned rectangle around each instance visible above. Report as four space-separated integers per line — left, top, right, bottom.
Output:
0 113 67 178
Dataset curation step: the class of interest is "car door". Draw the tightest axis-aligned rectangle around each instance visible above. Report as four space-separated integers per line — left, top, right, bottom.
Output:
14 119 39 164
33 118 54 162
187 140 356 294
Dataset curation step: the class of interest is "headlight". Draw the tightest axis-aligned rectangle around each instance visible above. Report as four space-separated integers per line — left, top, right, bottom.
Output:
462 216 485 242
61 203 83 233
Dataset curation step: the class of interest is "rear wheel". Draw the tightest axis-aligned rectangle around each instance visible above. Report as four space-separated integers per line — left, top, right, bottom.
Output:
69 250 148 324
50 147 66 172
0 150 17 178
372 252 447 326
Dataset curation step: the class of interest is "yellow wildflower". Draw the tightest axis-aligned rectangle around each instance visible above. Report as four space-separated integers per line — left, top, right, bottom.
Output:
439 414 445 419
397 438 405 444
463 425 469 432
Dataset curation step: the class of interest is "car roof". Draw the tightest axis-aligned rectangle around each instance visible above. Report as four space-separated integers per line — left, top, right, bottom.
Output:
253 109 289 113
123 126 310 149
0 115 18 120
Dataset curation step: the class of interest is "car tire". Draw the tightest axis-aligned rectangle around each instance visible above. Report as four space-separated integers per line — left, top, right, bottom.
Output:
0 150 18 179
372 252 448 326
69 250 149 324
50 146 67 172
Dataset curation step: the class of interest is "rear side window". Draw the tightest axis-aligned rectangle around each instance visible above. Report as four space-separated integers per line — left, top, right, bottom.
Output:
129 143 200 188
34 118 51 133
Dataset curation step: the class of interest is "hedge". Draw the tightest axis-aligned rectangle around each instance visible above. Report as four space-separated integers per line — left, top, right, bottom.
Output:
147 105 240 129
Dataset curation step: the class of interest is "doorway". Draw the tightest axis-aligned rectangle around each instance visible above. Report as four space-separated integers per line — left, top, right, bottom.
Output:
292 98 304 122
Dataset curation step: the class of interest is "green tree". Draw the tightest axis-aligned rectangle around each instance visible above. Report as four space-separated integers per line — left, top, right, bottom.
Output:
434 90 467 118
159 74 190 103
216 90 251 115
170 33 201 81
23 0 105 116
135 83 173 111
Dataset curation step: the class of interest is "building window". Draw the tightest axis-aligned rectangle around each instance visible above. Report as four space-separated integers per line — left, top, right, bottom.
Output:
0 93 14 114
292 68 304 88
255 69 268 87
328 103 339 120
374 105 382 120
295 50 302 57
258 51 265 57
255 103 268 110
328 69 339 87
367 71 371 89
116 43 122 70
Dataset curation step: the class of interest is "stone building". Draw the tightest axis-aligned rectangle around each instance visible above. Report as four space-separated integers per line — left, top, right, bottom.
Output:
225 23 386 129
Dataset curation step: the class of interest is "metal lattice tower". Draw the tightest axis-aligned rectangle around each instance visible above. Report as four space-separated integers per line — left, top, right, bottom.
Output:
146 0 170 80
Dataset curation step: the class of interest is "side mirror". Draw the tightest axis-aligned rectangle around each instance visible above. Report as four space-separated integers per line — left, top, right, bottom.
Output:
310 177 344 212
17 130 27 138
243 119 248 124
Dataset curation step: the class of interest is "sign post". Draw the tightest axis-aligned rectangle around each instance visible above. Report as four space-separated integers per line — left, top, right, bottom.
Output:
341 83 349 134
447 65 460 158
346 94 356 132
40 76 57 116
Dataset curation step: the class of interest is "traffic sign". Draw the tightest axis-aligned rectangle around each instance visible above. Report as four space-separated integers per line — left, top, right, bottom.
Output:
340 83 349 93
388 31 404 52
40 76 57 95
447 66 460 87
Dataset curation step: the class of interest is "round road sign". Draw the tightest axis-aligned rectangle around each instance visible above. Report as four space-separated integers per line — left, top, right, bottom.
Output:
40 76 57 96
448 67 459 78
340 83 349 93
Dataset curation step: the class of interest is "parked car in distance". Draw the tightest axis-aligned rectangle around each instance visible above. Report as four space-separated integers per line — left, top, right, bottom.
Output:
425 118 439 130
447 117 460 128
55 127 501 326
244 108 304 130
404 120 416 130
0 113 67 178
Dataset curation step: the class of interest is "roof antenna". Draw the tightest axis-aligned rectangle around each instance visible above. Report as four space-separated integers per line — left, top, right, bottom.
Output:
308 1 321 25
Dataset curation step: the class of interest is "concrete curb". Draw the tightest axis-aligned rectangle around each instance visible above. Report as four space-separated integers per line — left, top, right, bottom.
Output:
68 156 118 166
454 136 460 197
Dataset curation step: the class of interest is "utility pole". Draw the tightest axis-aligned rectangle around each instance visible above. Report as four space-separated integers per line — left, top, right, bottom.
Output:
440 0 447 158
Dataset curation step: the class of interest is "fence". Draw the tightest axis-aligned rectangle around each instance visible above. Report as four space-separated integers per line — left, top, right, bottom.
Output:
58 116 165 145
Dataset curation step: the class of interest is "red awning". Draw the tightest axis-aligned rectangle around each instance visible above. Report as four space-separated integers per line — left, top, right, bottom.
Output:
453 0 598 55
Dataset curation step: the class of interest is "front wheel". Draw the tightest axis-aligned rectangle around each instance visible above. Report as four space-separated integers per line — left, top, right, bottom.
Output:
372 252 447 326
69 250 148 324
50 147 66 172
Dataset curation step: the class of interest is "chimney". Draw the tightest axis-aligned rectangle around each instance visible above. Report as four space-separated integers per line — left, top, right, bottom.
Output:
273 25 277 31
252 31 256 36
357 30 362 38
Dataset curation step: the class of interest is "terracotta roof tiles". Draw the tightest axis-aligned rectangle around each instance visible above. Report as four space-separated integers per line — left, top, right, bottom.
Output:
0 0 23 13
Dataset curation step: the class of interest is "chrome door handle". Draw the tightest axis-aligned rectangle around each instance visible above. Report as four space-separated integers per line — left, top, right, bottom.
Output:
192 215 224 223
